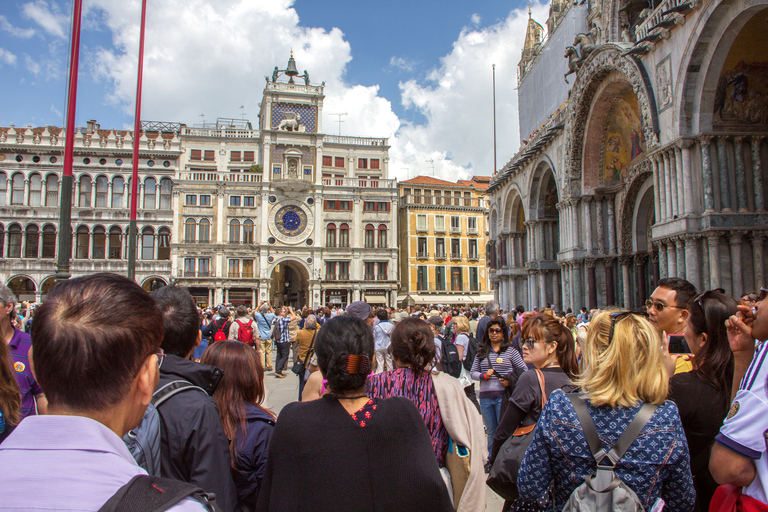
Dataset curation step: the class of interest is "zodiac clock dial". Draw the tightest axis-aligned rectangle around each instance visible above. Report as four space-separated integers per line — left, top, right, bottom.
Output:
268 200 314 244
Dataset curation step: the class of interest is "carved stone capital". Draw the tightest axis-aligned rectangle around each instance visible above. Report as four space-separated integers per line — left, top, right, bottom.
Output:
635 253 649 265
676 138 695 150
603 257 616 267
585 257 597 268
699 134 714 145
618 255 634 266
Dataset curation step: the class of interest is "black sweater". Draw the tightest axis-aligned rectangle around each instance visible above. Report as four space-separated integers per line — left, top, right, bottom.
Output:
255 395 453 512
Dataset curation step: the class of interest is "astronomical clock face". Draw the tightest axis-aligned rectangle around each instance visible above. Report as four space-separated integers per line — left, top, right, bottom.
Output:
268 199 314 244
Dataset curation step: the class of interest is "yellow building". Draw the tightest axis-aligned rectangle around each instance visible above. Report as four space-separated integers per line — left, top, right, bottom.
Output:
397 176 493 307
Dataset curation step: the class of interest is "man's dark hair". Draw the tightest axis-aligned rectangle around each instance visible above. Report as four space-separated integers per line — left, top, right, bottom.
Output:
151 284 200 358
516 305 525 314
236 305 247 317
31 273 162 411
315 316 374 393
376 308 389 321
658 277 697 309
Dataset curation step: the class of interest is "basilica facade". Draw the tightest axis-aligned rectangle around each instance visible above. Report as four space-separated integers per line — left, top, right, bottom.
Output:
487 0 768 311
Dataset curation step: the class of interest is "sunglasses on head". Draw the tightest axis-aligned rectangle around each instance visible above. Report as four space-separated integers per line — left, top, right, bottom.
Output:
645 299 682 312
608 311 636 345
694 288 725 310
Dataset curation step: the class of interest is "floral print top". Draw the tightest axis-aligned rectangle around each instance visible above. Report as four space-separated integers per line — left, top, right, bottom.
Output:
348 398 377 428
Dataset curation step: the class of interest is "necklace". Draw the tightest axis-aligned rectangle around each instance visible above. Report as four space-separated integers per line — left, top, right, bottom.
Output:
333 394 368 400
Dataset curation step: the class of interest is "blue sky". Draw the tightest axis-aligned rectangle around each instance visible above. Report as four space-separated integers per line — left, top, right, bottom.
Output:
0 0 551 180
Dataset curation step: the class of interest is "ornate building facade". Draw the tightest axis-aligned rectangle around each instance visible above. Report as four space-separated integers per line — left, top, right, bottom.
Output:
487 0 768 311
397 176 493 307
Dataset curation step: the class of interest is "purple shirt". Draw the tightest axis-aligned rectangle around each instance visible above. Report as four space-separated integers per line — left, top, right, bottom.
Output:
8 328 43 418
0 415 205 510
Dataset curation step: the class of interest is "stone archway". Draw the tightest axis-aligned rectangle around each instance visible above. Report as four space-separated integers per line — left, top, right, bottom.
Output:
7 275 37 303
142 277 168 293
269 258 310 308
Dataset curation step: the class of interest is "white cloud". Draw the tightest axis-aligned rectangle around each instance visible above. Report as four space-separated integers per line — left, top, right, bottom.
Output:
22 1 68 39
470 13 481 26
0 15 36 38
25 54 41 74
83 0 548 183
0 48 18 65
388 56 417 73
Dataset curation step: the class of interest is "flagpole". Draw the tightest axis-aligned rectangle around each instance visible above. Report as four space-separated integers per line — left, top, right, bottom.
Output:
127 0 148 280
56 0 84 283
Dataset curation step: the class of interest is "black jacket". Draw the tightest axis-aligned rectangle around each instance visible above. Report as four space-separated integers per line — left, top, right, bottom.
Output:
232 403 275 512
156 354 237 512
202 318 231 341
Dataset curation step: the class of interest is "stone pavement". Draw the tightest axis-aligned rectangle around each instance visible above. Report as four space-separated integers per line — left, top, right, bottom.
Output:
262 352 506 512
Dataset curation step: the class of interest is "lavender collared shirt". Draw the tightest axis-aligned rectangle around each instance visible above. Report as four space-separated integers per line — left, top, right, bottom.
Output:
7 328 42 419
0 415 205 511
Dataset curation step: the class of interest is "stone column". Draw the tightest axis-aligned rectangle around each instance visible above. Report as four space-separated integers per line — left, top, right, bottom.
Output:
733 136 748 212
620 256 632 309
679 139 695 215
663 151 673 219
684 235 701 291
573 261 583 311
667 240 677 277
529 271 539 309
605 258 616 306
251 288 256 308
652 155 663 221
701 136 715 212
570 199 580 250
669 149 680 218
23 178 30 206
636 254 648 308
651 250 660 287
596 198 605 254
752 234 765 290
751 136 765 211
707 233 721 290
107 181 113 208
717 136 733 211
510 278 518 308
552 272 561 310
586 258 598 309
584 196 593 254
675 237 686 281
658 242 669 279
730 234 744 297
539 272 547 306
607 196 617 254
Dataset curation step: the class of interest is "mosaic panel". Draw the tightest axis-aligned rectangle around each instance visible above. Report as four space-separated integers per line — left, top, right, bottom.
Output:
271 103 318 133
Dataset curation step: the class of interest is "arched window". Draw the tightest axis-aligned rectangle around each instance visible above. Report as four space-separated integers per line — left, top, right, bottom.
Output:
0 172 6 206
184 218 196 242
79 175 92 207
109 226 122 259
7 224 21 257
243 220 254 244
141 227 155 260
24 224 39 258
339 223 349 248
378 224 387 248
42 224 56 258
159 178 172 209
364 224 375 248
144 178 156 209
46 174 59 206
158 227 171 260
92 226 106 259
112 177 124 208
199 219 210 243
326 223 336 247
11 173 24 205
28 174 42 207
76 225 89 259
95 176 108 207
229 219 240 243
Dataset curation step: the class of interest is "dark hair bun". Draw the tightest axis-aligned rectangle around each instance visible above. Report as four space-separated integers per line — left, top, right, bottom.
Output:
315 316 374 393
390 317 436 374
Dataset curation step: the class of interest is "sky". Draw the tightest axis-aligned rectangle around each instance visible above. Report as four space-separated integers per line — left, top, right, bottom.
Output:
0 0 551 181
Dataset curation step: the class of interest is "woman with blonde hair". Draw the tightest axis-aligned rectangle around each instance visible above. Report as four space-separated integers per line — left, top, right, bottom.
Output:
516 311 695 511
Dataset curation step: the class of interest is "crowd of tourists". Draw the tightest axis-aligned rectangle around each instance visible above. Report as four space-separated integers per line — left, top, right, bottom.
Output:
0 273 766 512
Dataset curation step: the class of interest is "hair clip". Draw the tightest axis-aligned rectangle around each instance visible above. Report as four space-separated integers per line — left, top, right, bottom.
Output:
345 354 371 374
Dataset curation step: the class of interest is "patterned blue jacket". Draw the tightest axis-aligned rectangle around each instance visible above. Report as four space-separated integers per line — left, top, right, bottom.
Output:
518 390 695 511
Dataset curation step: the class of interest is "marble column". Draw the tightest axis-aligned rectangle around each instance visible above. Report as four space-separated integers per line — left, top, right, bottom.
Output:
620 256 632 309
717 136 733 211
730 234 744 297
552 272 561 310
584 196 593 254
570 199 580 250
586 259 597 309
751 136 765 211
651 251 660 287
701 136 715 212
752 234 765 290
652 156 663 221
596 198 605 254
573 262 583 312
707 233 722 289
675 237 686 281
733 136 748 212
605 259 616 306
529 272 539 309
663 151 673 219
701 237 711 290
539 272 547 306
679 140 695 216
684 235 701 291
636 254 648 307
667 241 677 278
659 242 669 279
669 149 680 218
510 278 518 308
607 197 617 254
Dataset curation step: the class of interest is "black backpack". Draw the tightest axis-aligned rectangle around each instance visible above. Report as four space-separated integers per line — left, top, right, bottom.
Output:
99 475 219 512
463 334 479 372
440 327 462 378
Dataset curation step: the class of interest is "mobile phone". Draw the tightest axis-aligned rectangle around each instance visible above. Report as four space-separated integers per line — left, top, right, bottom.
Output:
668 334 690 354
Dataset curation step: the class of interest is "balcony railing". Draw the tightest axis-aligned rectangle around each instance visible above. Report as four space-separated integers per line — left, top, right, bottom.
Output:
450 226 461 234
634 0 692 42
179 271 212 278
324 135 388 147
435 225 446 234
321 177 396 188
467 227 478 235
401 195 486 208
417 251 429 259
435 251 447 259
227 272 257 279
416 224 428 233
468 254 479 261
451 252 462 260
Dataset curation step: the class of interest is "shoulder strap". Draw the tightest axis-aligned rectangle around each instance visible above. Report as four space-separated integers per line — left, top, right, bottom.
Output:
512 369 547 437
568 393 607 462
605 402 657 464
235 319 244 327
214 319 223 334
152 380 208 408
303 328 317 366
98 474 218 512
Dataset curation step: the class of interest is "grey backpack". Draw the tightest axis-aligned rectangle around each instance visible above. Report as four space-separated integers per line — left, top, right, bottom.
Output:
562 394 658 512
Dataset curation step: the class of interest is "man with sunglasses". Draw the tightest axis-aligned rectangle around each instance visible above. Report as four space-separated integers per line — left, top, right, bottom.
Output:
647 277 698 339
710 287 768 507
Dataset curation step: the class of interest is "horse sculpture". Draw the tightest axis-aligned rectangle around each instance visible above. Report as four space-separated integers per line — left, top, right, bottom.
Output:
573 32 597 60
564 46 582 84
